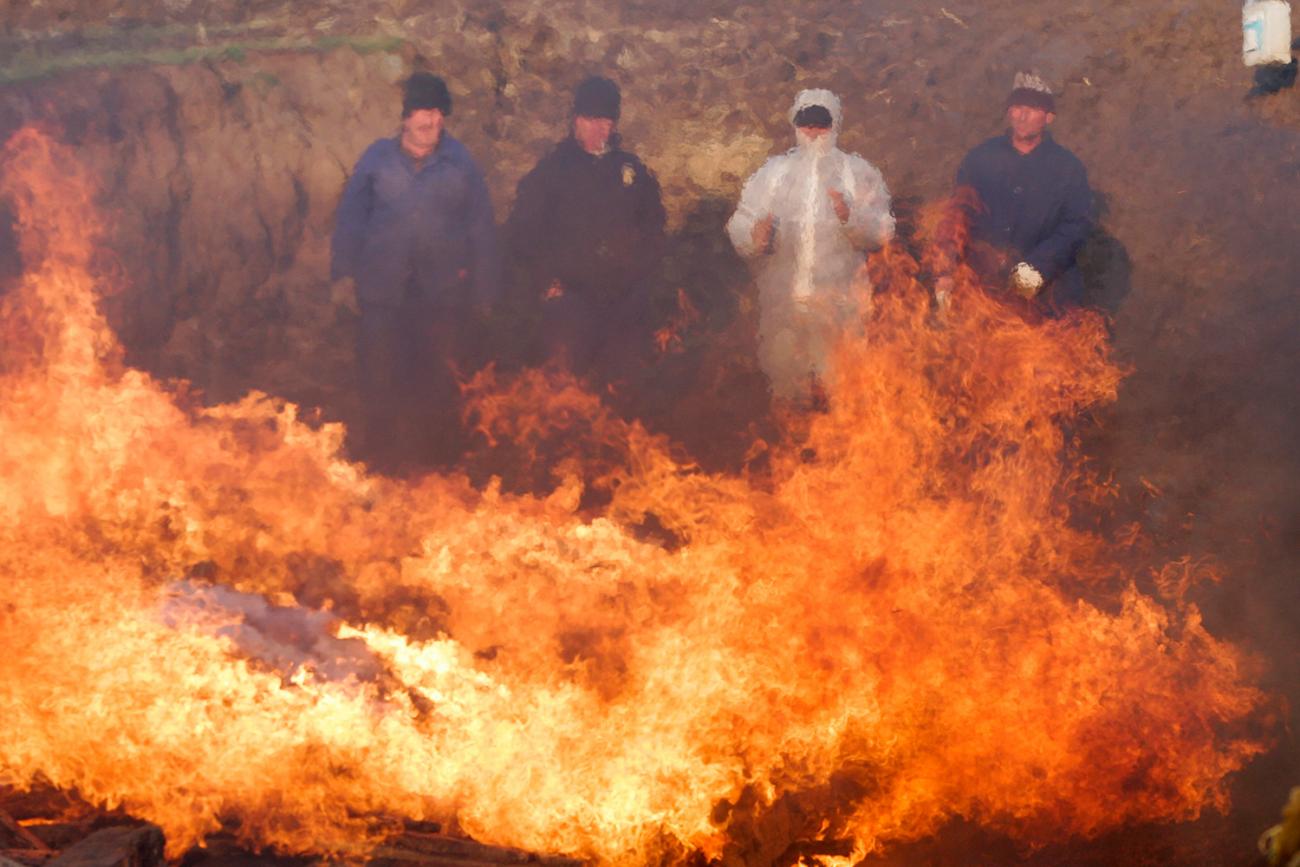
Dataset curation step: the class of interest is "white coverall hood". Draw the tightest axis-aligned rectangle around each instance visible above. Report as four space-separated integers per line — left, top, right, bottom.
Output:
789 88 842 152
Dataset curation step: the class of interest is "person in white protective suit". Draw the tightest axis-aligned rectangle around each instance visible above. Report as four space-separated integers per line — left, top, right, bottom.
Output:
726 89 895 404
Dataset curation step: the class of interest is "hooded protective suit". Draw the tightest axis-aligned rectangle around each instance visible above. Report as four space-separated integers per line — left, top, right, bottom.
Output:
727 89 894 401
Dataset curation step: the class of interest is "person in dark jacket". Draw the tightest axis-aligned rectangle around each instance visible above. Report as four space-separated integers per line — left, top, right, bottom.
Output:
331 71 500 473
505 75 667 381
942 71 1092 315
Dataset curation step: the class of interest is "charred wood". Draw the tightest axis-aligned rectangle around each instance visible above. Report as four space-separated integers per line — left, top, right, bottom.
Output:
372 854 539 867
0 811 51 854
0 786 68 821
44 827 163 867
13 825 96 853
777 838 855 864
372 832 584 867
1 852 59 866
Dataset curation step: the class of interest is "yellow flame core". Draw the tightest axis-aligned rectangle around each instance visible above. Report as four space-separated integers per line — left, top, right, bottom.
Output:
0 129 1266 865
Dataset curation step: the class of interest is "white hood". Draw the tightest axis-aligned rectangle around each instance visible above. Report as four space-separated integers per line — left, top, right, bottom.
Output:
789 88 842 151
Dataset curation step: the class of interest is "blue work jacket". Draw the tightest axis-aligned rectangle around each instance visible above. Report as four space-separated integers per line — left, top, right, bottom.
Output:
956 132 1092 310
331 134 500 309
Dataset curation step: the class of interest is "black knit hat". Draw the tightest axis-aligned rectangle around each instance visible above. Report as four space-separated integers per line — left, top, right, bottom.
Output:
573 76 621 121
403 72 452 117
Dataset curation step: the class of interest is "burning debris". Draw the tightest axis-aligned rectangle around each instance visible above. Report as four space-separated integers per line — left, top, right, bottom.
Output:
160 581 387 686
0 125 1272 867
34 826 162 867
0 792 584 867
1 804 55 865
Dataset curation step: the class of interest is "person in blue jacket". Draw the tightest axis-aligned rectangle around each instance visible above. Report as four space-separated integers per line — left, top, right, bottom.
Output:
331 71 500 473
943 72 1092 315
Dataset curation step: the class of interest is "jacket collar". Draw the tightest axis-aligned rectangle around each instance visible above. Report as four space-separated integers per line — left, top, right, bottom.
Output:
394 132 462 169
560 133 623 160
1002 130 1057 156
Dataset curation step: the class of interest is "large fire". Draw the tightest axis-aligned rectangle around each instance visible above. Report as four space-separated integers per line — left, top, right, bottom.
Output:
0 128 1268 865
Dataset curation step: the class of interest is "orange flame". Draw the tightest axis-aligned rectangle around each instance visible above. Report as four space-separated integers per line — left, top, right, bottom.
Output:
0 129 1268 865
653 288 701 356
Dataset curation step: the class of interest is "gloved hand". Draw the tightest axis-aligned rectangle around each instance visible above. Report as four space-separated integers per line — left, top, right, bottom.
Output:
934 276 955 311
752 214 777 254
330 275 359 315
828 189 850 224
1009 262 1044 299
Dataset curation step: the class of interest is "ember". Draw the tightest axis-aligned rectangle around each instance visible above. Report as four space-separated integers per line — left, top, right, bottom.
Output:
0 126 1268 867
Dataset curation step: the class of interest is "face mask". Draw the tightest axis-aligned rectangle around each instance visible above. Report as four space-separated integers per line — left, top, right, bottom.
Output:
795 127 834 157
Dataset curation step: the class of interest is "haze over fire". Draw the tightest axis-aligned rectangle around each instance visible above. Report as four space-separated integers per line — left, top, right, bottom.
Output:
0 128 1267 865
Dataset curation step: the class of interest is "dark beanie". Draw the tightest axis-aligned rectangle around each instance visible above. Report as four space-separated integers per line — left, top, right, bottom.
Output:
573 76 621 121
403 72 452 117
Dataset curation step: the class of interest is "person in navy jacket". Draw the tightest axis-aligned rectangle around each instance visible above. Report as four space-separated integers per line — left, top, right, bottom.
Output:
331 72 500 472
943 72 1092 315
504 76 667 382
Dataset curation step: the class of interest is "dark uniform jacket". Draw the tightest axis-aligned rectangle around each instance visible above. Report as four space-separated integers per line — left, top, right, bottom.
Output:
505 136 666 310
955 132 1092 310
331 134 500 310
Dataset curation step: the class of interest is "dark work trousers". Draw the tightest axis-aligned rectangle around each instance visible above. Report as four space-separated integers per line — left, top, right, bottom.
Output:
355 296 467 475
540 284 655 384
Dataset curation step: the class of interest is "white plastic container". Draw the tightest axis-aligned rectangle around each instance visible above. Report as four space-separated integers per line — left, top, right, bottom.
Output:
1243 0 1293 66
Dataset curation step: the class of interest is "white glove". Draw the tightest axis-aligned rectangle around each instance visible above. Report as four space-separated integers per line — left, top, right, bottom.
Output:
330 275 359 315
934 276 955 311
1009 262 1044 299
